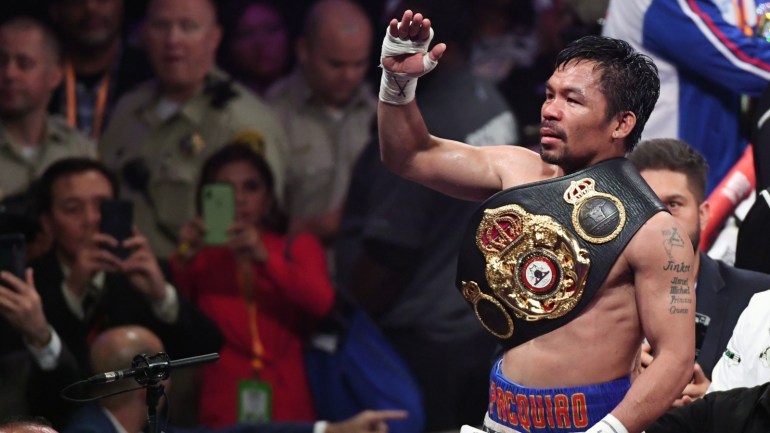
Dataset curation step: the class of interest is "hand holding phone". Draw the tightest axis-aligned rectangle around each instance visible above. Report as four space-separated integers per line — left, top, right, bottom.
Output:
202 183 235 245
99 199 134 259
0 233 26 281
0 234 51 346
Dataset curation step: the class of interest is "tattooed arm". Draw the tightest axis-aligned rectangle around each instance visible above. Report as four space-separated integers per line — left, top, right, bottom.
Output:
611 213 696 433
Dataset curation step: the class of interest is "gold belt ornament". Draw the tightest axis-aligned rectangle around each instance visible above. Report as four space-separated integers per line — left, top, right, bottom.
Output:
462 204 590 339
564 178 626 244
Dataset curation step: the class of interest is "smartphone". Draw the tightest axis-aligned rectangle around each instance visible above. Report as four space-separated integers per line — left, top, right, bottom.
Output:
99 199 134 259
202 183 235 245
0 233 26 281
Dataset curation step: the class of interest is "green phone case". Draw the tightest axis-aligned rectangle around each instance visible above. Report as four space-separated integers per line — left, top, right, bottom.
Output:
202 183 235 245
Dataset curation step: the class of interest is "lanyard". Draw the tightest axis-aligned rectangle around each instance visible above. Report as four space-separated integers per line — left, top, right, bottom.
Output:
64 60 111 139
236 258 266 373
733 0 754 36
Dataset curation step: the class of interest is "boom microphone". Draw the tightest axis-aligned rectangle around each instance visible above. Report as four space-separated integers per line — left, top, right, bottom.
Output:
88 352 219 384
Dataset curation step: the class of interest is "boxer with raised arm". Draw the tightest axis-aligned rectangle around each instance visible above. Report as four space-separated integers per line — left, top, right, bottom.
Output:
377 10 695 433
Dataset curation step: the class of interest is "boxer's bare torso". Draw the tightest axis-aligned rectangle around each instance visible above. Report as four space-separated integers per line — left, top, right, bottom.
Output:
503 249 642 387
489 150 685 389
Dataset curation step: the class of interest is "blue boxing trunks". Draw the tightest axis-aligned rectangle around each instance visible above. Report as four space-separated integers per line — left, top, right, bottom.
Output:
484 359 630 433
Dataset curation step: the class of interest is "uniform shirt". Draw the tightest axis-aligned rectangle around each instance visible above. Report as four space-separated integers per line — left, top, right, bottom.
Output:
709 290 770 392
266 69 376 219
603 0 770 193
100 68 289 257
0 116 96 200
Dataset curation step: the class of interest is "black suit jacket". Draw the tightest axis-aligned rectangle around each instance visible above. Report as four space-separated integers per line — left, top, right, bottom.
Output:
695 253 770 378
647 381 770 433
31 250 222 377
735 188 770 273
0 324 83 429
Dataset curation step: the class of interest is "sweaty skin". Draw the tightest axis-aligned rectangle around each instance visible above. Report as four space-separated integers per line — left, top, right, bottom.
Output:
377 10 695 433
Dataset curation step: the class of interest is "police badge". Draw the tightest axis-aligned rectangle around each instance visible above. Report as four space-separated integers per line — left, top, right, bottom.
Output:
179 132 206 158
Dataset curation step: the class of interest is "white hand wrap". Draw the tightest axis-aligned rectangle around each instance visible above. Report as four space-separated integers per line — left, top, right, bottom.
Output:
379 24 439 105
585 414 629 433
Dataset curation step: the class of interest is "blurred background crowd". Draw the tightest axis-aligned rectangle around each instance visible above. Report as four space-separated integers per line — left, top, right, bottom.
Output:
3 0 770 432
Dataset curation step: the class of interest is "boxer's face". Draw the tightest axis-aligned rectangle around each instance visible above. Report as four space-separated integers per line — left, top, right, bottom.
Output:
540 60 620 171
640 168 710 252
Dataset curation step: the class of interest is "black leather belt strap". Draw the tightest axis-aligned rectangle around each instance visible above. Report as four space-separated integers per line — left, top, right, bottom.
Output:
456 158 667 349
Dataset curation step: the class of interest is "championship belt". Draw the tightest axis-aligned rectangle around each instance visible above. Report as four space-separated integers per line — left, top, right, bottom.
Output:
456 158 666 349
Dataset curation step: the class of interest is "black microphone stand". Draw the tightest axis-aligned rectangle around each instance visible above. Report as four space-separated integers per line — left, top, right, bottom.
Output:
146 381 164 433
130 352 169 433
128 352 220 433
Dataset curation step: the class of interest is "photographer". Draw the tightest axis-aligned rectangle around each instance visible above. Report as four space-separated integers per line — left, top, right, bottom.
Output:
29 158 221 377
